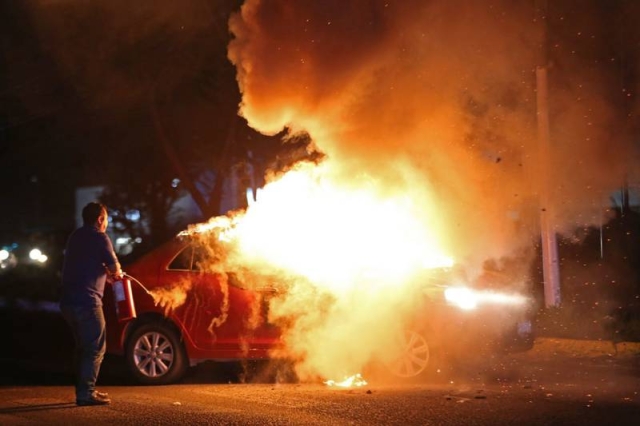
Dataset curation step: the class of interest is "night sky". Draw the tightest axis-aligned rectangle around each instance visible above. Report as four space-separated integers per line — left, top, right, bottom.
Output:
0 0 245 240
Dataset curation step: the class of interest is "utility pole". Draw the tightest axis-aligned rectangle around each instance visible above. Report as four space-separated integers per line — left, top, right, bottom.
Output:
535 0 561 307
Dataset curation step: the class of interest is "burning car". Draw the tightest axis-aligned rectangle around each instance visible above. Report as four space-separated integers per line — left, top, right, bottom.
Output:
104 231 534 385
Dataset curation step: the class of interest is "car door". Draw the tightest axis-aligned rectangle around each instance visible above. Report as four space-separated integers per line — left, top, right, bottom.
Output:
159 243 278 353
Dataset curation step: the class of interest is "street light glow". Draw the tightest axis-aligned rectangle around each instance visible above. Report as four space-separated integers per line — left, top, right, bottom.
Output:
29 248 48 263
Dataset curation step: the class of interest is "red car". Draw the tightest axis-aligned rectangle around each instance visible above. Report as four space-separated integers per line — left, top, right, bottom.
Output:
103 236 281 385
104 236 534 385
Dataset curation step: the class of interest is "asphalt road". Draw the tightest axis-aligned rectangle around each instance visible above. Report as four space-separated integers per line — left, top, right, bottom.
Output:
1 306 639 425
0 356 638 426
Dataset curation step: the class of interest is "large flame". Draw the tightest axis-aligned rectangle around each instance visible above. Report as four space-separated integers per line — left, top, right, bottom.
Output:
233 161 451 292
184 160 454 296
182 159 456 380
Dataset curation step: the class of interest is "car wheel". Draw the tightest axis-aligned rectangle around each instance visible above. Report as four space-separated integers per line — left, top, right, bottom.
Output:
125 322 188 385
387 329 431 378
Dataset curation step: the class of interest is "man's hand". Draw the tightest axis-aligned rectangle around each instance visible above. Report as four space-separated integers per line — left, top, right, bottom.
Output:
105 262 124 281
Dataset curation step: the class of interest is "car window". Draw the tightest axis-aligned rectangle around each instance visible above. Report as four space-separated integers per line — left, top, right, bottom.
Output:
169 244 214 272
168 243 254 288
168 246 193 271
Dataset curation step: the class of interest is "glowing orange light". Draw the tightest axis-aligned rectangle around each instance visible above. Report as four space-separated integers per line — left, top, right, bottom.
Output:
324 373 368 387
180 160 456 381
184 161 453 297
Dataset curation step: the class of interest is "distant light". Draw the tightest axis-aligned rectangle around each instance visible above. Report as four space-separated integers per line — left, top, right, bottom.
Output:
29 248 48 263
0 249 9 261
134 237 142 243
116 237 130 245
126 210 141 221
171 178 180 188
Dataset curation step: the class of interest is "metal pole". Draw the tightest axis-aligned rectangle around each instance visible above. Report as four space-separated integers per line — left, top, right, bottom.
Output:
536 66 561 307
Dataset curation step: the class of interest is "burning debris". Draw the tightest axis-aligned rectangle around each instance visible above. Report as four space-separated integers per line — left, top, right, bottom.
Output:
324 373 368 388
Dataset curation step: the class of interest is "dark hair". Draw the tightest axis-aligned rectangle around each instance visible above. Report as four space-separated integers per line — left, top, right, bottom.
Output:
82 202 107 226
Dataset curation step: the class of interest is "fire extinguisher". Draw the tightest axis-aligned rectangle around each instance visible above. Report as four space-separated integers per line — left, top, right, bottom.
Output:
112 276 137 322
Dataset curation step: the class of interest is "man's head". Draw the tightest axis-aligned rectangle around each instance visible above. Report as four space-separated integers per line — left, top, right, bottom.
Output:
82 202 109 232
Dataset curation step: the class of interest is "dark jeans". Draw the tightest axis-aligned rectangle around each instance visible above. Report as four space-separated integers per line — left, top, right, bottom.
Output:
60 305 106 400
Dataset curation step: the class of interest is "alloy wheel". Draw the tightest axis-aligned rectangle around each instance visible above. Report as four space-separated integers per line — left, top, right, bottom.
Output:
133 330 175 378
388 329 430 378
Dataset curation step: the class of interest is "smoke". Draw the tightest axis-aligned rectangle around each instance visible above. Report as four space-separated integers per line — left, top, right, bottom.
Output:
229 0 536 266
226 0 640 380
542 0 640 231
228 0 639 251
150 279 192 316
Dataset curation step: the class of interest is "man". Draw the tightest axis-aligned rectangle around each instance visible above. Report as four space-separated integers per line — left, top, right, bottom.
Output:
60 202 122 406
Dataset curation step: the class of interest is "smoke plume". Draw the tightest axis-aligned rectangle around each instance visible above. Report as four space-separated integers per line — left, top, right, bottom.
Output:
227 0 639 380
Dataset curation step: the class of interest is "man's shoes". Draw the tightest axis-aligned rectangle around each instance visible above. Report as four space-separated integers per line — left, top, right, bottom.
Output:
76 391 111 406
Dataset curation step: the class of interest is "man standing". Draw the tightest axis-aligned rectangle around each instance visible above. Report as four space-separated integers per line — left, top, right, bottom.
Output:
60 202 122 406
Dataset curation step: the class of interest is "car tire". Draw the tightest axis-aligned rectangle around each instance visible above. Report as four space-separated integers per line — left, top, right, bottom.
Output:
386 329 433 379
125 321 188 385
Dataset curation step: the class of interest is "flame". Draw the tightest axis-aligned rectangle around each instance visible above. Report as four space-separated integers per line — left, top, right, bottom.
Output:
185 161 453 297
324 373 368 388
179 160 456 381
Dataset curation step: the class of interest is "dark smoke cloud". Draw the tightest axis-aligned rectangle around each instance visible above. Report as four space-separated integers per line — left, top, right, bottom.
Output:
228 0 639 266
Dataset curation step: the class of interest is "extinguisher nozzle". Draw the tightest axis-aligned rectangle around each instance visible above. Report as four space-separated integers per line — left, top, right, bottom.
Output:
123 273 153 295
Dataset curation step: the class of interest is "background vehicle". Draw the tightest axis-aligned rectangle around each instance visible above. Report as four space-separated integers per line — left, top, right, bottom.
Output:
384 267 535 379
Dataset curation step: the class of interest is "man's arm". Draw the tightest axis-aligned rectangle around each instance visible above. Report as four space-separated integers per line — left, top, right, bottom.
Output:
99 233 123 280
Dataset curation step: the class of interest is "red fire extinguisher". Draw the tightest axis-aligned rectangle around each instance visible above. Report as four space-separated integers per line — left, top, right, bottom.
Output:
112 276 137 322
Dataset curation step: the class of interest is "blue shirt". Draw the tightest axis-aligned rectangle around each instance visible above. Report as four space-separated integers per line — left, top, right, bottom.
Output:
60 224 119 307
